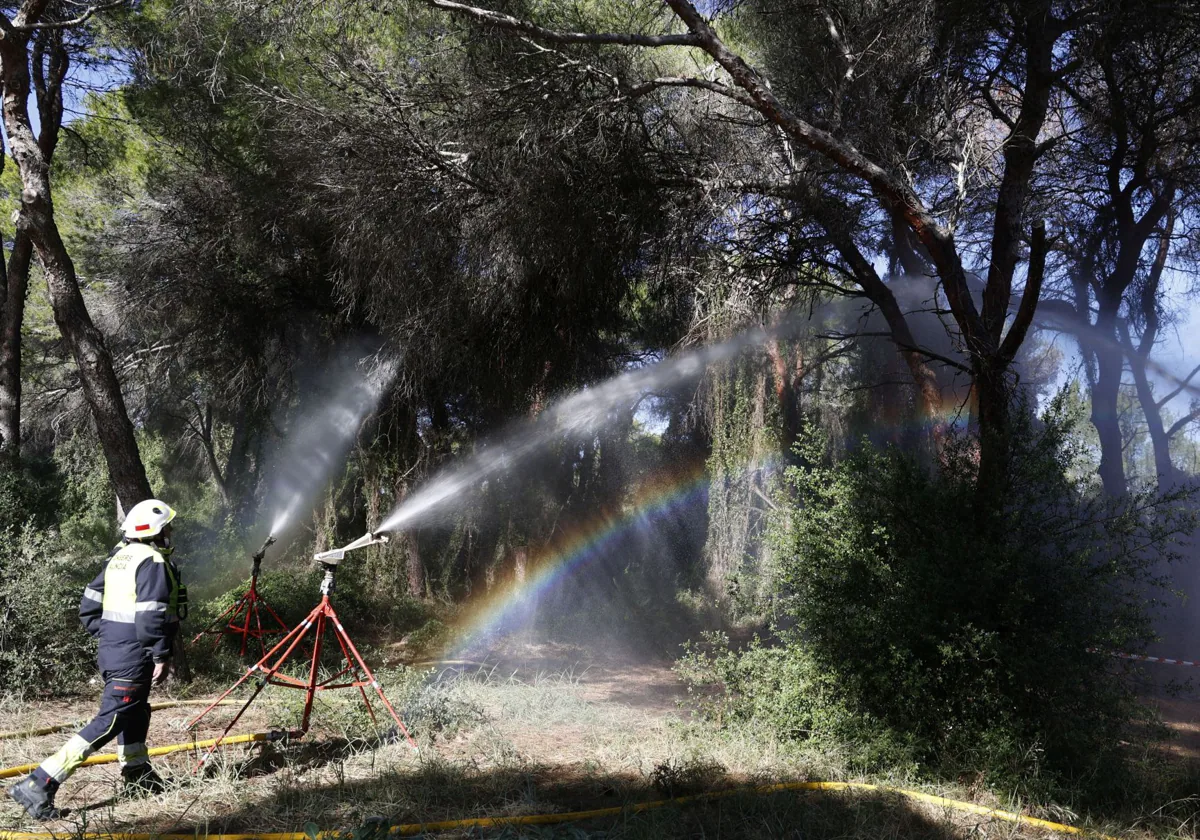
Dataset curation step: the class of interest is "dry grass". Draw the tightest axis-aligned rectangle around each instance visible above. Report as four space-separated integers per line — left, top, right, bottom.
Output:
0 651 1194 839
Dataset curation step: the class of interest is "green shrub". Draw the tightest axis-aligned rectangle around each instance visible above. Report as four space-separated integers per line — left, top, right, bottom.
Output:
0 525 98 696
681 395 1196 799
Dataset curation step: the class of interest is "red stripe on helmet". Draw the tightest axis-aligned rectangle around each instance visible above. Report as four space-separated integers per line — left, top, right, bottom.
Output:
135 524 151 531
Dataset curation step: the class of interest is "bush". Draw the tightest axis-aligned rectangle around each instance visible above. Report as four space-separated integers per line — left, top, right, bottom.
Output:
0 525 98 696
681 395 1197 798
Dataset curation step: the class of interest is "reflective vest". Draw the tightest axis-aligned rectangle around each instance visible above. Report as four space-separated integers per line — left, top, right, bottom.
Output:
101 543 186 624
82 541 186 673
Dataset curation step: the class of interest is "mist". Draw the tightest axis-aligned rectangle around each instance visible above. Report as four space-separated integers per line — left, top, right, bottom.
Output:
375 324 781 536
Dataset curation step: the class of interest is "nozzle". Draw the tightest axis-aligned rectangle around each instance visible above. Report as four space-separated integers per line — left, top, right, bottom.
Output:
251 534 278 564
312 531 389 566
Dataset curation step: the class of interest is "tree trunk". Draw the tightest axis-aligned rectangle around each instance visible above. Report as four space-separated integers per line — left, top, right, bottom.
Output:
390 479 425 598
512 545 528 586
224 403 257 524
766 337 801 452
1092 294 1127 495
406 523 425 598
1128 357 1175 489
38 225 153 507
0 232 31 461
1121 209 1179 492
973 364 1011 510
0 25 152 507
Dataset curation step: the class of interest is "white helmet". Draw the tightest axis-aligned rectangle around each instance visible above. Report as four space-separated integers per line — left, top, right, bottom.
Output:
122 499 177 540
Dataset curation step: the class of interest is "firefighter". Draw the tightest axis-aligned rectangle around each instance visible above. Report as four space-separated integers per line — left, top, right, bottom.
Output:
8 499 188 820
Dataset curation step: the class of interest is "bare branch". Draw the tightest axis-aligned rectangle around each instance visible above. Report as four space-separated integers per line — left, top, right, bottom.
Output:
999 220 1046 364
424 0 701 47
12 0 128 32
626 76 755 107
1166 407 1200 441
1157 363 1200 409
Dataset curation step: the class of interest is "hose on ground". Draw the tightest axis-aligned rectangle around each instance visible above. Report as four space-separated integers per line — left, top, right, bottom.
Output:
0 778 1121 839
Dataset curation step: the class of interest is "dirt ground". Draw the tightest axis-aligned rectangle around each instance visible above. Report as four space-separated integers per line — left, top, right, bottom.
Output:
1 642 1197 838
1127 662 1200 758
0 642 698 835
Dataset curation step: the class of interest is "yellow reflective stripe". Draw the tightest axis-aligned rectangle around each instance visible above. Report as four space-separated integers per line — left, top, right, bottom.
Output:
39 735 94 782
160 558 185 619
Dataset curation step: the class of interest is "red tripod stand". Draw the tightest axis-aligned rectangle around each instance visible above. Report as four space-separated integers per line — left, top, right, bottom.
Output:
188 561 417 767
192 538 290 657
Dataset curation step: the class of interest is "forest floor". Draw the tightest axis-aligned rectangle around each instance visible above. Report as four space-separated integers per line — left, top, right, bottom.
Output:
2 639 1199 839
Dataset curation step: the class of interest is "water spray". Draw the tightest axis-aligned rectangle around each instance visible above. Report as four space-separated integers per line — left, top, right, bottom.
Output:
261 355 398 543
375 326 777 536
190 535 291 657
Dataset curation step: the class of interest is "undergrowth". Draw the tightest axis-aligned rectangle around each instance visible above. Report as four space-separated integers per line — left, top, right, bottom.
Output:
678 396 1199 807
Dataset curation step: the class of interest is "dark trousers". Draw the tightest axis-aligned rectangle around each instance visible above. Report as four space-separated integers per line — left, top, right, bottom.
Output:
33 667 153 789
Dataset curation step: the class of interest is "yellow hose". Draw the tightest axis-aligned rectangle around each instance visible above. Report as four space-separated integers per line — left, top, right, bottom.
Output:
0 732 282 780
0 778 1122 839
0 701 241 742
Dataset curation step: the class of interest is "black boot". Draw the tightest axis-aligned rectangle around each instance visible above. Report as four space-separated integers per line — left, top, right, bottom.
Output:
121 763 166 796
8 774 64 821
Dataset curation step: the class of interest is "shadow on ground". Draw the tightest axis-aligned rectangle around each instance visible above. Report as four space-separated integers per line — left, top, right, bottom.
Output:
37 744 997 840
13 712 1199 839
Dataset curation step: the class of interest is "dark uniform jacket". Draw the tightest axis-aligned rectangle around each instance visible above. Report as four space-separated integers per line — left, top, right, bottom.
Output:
79 542 184 675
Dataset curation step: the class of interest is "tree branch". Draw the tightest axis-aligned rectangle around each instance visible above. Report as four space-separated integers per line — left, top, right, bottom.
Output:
981 24 1057 346
12 1 130 32
423 0 701 47
1166 407 1200 441
999 220 1046 364
1137 206 1174 356
626 76 755 107
1156 363 1200 409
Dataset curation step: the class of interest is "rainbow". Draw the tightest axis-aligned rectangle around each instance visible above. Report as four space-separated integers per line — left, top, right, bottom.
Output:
434 461 719 658
429 400 963 659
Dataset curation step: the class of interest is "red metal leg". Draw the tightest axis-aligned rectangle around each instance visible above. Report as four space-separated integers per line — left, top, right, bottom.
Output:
188 600 321 730
187 589 417 772
326 603 418 749
192 595 246 645
192 575 291 655
300 601 327 732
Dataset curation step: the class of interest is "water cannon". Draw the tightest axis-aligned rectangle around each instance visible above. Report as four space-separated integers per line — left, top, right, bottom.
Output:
191 535 288 656
250 535 277 578
189 521 417 756
313 531 390 567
